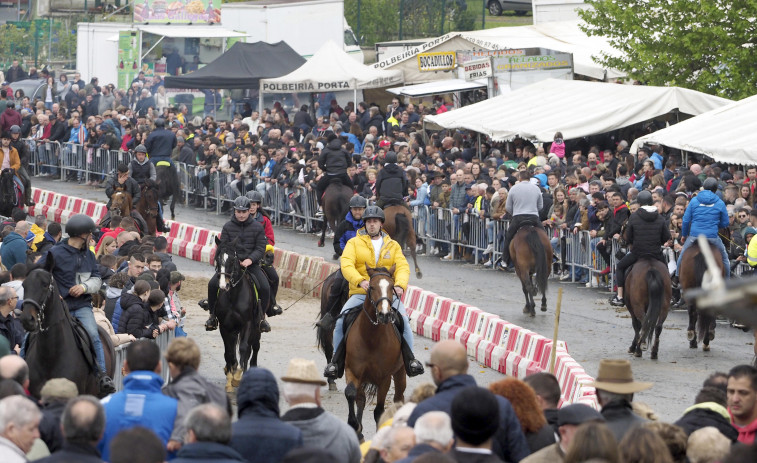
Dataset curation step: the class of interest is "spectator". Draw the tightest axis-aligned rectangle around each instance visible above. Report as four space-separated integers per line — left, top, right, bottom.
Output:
2 263 26 300
522 404 605 463
563 421 619 463
116 280 156 338
674 386 737 441
1 221 30 270
0 355 29 392
109 427 166 463
686 427 731 463
280 358 360 463
618 426 673 463
592 359 652 441
229 367 303 463
99 340 178 461
37 378 79 454
489 378 555 453
171 404 244 463
38 395 105 463
396 411 453 463
379 426 415 463
92 291 135 347
449 386 502 463
523 372 561 429
153 236 177 272
644 422 687 463
0 395 42 462
726 364 757 444
0 287 21 353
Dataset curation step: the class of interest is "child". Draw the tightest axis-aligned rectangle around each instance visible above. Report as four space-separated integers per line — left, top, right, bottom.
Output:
550 131 566 159
166 271 187 337
92 292 135 347
148 289 176 337
117 280 155 338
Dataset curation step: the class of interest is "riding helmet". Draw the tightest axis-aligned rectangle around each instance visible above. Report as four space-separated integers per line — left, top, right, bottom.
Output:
703 177 719 192
154 118 166 128
637 190 654 206
233 196 251 211
135 144 148 153
384 152 398 164
66 214 96 237
9 125 20 135
245 190 264 205
348 195 368 209
363 205 385 222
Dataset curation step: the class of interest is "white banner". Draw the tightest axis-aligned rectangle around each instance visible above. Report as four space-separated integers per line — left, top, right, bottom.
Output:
463 58 493 81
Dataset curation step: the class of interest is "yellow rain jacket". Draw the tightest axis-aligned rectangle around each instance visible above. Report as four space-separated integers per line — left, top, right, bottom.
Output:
341 228 410 297
748 236 757 267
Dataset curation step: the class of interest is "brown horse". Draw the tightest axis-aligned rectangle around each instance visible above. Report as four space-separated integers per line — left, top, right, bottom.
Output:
344 266 406 441
316 271 349 392
680 242 724 351
136 181 160 236
510 226 552 316
109 190 132 218
383 205 423 279
625 259 671 359
318 181 353 252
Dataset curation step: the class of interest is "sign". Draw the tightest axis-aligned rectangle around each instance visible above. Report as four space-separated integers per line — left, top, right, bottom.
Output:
493 54 573 73
463 58 492 81
417 51 456 72
374 33 453 69
117 31 139 90
133 0 222 24
457 49 526 65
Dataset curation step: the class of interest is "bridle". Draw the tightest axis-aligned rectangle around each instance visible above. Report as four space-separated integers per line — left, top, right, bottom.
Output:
142 185 160 217
22 279 56 333
216 246 245 289
363 270 395 326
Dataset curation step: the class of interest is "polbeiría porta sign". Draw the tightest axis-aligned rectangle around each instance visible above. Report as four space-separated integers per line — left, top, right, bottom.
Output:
261 75 401 93
417 52 456 72
463 58 492 81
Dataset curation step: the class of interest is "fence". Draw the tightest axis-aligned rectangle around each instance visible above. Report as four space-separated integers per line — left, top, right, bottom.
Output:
26 139 754 281
112 329 175 392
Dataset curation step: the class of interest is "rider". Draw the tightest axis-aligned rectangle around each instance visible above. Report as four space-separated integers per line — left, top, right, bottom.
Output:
315 133 353 217
316 194 367 328
105 163 141 209
144 118 176 164
323 205 424 379
204 196 272 333
610 191 671 306
500 170 545 270
38 214 116 394
128 144 169 233
245 190 283 317
0 130 20 179
9 125 33 206
375 151 409 209
673 177 730 283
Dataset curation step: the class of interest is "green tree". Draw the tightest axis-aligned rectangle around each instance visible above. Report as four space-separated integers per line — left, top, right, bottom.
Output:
579 0 757 99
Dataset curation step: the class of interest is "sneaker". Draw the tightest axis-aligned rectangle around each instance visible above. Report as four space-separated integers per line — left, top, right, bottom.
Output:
559 271 572 281
610 295 625 307
198 299 209 311
441 254 453 261
267 304 283 317
585 279 598 288
484 244 494 255
482 259 493 267
407 359 425 377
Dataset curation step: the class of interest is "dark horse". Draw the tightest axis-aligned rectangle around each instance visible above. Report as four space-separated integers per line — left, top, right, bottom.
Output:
156 164 181 220
511 226 552 316
343 266 406 441
213 236 262 393
625 259 671 359
136 180 160 236
383 205 423 279
316 270 350 392
680 242 724 351
0 168 23 216
318 181 353 251
20 256 115 398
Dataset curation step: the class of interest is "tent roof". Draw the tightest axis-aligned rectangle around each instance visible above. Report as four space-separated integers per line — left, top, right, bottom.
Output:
387 78 487 97
635 95 757 166
260 41 402 92
424 79 732 142
164 41 305 89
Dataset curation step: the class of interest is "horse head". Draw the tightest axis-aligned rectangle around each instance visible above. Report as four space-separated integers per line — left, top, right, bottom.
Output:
110 191 132 217
366 265 396 325
141 182 160 217
21 256 58 333
214 236 240 290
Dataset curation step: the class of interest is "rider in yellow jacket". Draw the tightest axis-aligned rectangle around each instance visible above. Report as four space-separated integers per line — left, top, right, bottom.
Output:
324 205 424 379
747 227 757 267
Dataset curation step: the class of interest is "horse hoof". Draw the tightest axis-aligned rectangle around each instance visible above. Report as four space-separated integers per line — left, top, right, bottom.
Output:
328 381 338 392
640 342 647 351
522 306 530 314
651 353 658 360
703 345 710 352
709 331 715 341
318 240 324 247
416 271 423 279
634 351 642 358
628 347 635 354
687 330 695 341
540 306 547 312
689 340 697 349
232 368 243 387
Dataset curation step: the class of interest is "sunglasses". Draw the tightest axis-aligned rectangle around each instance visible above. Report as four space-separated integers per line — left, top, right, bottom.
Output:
739 215 748 219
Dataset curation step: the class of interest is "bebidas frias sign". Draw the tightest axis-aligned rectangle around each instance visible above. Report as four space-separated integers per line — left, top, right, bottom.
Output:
463 58 492 81
417 51 456 72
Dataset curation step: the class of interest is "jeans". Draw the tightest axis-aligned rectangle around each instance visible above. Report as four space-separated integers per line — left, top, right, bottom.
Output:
676 236 731 278
333 294 413 352
71 306 106 372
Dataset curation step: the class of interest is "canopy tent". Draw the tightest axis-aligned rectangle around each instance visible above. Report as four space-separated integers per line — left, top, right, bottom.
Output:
633 95 757 166
424 79 732 142
164 41 305 89
387 79 487 97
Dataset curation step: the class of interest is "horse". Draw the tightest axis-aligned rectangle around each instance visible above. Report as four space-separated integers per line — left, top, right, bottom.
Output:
510 226 552 316
316 270 350 392
383 205 423 279
109 189 133 218
136 180 160 236
624 258 671 359
318 181 353 251
156 163 181 220
343 266 406 441
20 256 115 398
213 236 262 393
679 242 725 351
0 168 23 216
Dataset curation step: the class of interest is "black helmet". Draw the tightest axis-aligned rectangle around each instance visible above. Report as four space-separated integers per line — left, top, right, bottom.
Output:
154 118 166 128
66 214 96 237
703 177 719 192
233 196 251 211
245 190 263 205
384 152 398 164
637 190 653 206
363 205 385 222
348 196 368 209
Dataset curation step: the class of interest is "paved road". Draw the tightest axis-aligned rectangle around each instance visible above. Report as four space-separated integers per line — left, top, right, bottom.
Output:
33 178 755 424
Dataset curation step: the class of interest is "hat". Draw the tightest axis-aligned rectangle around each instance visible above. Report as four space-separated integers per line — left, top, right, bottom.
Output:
745 227 757 236
451 386 500 445
9 125 20 134
394 141 408 147
25 231 35 243
170 271 185 284
118 115 128 121
557 404 605 427
40 378 78 400
281 358 327 386
590 359 653 394
378 139 391 148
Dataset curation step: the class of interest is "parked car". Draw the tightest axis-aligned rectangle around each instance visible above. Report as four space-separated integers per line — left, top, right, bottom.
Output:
488 0 532 16
8 78 45 103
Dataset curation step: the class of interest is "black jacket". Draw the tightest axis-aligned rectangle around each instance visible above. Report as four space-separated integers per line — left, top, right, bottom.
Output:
219 215 267 265
171 442 245 463
105 175 141 206
526 424 556 453
0 312 23 350
318 138 351 175
48 120 70 144
606 204 630 239
292 110 314 130
178 144 196 165
624 207 671 258
145 128 177 162
38 401 66 453
674 403 739 442
366 114 384 136
376 163 408 204
117 292 158 338
601 399 646 442
37 442 102 463
10 138 30 167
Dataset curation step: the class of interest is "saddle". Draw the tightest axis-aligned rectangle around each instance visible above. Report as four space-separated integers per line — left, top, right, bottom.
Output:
69 313 100 375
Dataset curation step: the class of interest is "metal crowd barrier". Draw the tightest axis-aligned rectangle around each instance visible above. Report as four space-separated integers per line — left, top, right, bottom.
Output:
112 329 175 391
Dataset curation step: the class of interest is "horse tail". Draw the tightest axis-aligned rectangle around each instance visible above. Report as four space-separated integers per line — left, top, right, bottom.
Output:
395 211 410 249
526 229 549 295
641 266 665 346
692 247 715 343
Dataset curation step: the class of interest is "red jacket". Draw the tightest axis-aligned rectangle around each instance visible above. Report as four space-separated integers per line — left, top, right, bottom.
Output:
0 108 22 133
253 212 274 245
730 410 757 444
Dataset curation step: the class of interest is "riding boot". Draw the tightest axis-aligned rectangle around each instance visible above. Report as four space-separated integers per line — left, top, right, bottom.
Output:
203 292 218 331
400 340 425 377
324 340 346 379
265 297 283 317
98 372 116 395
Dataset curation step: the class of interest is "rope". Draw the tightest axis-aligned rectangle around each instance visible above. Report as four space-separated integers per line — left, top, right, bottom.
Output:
279 273 333 312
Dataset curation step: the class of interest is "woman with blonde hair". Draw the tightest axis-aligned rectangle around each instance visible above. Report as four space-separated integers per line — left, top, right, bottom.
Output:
489 377 555 452
95 235 117 258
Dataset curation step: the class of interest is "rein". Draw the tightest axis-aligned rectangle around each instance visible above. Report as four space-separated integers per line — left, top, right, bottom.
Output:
363 270 395 326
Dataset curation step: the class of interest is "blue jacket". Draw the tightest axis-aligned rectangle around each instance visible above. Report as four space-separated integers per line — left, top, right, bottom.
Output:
111 297 124 330
340 131 362 154
406 375 530 462
229 368 303 463
39 239 101 311
0 232 27 270
99 371 178 462
145 127 177 162
409 183 429 207
172 442 245 463
338 211 365 252
681 190 729 239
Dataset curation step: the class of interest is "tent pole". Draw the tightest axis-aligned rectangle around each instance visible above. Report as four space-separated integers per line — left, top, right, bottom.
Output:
258 89 264 114
353 88 357 109
478 133 481 160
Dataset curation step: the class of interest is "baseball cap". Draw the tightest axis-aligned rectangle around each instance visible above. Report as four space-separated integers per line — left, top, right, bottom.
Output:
25 231 36 243
557 404 605 427
9 125 20 134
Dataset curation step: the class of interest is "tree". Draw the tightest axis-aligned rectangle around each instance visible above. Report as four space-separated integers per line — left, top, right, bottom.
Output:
579 0 757 100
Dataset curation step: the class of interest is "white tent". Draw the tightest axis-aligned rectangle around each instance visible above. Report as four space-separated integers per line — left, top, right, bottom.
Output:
424 79 732 142
260 41 403 99
633 95 757 165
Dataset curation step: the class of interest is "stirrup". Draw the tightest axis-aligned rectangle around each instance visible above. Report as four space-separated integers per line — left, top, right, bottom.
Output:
324 362 338 379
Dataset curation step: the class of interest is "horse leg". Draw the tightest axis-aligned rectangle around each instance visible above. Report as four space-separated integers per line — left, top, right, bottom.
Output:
629 316 642 357
687 301 698 349
236 322 253 384
407 229 423 279
170 192 176 220
355 384 366 440
318 222 326 247
345 377 360 438
248 324 261 368
520 280 532 316
651 324 663 360
374 377 392 429
540 292 548 312
700 309 714 352
392 369 407 405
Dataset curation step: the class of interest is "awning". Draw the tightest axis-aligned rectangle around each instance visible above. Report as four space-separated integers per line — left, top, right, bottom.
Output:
138 25 246 39
424 79 732 142
387 79 487 97
634 94 757 165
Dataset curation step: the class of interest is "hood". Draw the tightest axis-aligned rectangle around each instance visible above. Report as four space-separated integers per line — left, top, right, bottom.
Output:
383 163 403 174
106 285 122 298
695 190 719 205
637 207 660 222
346 211 364 229
135 156 149 166
120 292 143 308
122 371 166 392
237 367 280 418
683 402 730 421
2 232 23 244
327 138 342 150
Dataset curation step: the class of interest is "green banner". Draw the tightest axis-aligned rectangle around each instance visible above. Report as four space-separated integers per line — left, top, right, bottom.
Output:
117 31 139 90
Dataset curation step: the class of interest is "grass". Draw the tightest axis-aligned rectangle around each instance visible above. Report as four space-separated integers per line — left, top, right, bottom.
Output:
464 0 534 29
